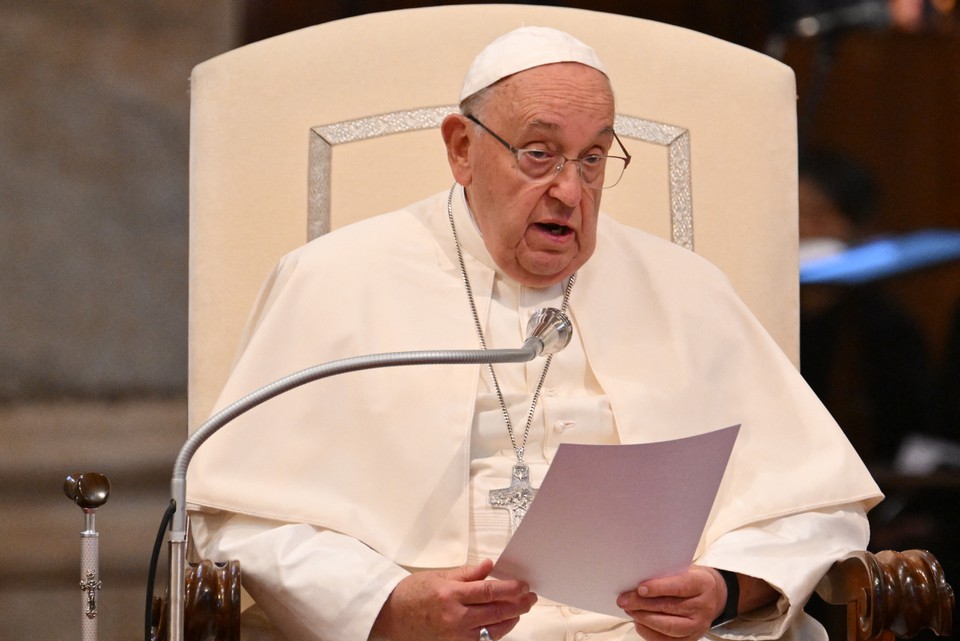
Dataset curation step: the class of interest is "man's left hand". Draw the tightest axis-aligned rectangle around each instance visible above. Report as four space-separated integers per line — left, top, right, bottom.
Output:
616 565 727 641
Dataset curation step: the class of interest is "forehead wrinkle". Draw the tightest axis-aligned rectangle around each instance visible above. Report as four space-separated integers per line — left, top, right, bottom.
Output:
487 65 615 152
519 118 561 135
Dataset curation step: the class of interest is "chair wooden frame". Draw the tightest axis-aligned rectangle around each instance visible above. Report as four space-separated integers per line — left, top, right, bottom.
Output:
812 549 954 641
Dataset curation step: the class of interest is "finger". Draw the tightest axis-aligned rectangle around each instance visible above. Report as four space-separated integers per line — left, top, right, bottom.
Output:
461 606 533 641
640 573 704 599
631 611 701 640
632 621 701 641
636 565 722 603
446 559 495 583
475 616 522 641
618 584 664 611
461 576 537 606
620 595 691 617
460 588 537 634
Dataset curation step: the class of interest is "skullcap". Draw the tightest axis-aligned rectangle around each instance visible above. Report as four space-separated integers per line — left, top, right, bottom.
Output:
459 26 608 102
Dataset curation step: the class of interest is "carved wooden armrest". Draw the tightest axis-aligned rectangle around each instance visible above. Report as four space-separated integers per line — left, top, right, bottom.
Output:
151 558 242 641
815 549 954 640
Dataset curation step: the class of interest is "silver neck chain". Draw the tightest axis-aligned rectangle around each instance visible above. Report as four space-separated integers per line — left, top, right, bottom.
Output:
446 185 576 464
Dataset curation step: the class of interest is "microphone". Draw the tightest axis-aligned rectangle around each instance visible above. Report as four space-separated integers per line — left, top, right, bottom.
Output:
165 307 573 641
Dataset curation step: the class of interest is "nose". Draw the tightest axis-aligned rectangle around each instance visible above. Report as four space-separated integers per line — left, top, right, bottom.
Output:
548 159 583 207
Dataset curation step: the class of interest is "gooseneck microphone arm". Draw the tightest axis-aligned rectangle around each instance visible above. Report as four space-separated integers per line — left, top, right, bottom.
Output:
166 307 573 641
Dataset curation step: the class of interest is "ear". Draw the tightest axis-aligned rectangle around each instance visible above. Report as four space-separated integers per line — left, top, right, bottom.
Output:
441 114 473 186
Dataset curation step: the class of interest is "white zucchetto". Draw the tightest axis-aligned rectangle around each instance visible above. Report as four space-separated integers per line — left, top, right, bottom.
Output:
459 26 608 102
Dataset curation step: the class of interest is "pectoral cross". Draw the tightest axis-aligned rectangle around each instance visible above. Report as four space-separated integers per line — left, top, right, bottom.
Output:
489 463 538 532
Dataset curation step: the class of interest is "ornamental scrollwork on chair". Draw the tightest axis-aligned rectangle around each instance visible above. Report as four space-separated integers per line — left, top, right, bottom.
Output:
815 549 955 641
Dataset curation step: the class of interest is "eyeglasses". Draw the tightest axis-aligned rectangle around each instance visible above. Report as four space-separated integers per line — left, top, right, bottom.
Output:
466 114 631 189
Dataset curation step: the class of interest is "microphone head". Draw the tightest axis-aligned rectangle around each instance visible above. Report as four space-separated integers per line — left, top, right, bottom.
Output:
64 472 111 510
526 308 573 356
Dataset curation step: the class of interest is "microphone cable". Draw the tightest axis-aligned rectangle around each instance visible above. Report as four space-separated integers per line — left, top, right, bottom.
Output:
145 499 177 641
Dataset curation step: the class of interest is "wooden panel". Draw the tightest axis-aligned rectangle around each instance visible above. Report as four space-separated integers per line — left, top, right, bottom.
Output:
238 0 770 49
785 31 960 356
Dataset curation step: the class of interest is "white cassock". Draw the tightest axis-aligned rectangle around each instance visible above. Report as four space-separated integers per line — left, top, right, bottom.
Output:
188 186 882 641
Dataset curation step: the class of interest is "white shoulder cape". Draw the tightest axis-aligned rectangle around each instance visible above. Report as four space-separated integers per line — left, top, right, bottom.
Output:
187 190 882 568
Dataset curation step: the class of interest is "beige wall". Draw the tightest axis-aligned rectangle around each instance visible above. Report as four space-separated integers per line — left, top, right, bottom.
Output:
0 0 235 398
0 1 234 638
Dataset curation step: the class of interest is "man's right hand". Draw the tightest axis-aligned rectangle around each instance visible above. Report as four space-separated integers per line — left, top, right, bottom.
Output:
369 559 538 641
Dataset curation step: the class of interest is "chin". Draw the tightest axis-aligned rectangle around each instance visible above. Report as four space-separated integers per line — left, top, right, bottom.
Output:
520 267 576 288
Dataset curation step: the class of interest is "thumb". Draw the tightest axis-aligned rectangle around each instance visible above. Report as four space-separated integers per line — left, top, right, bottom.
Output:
446 558 495 583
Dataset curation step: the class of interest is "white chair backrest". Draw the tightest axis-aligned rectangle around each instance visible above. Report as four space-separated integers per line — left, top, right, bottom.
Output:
189 4 799 429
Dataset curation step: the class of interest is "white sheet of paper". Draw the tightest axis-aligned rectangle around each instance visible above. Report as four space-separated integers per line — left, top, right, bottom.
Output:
491 424 740 618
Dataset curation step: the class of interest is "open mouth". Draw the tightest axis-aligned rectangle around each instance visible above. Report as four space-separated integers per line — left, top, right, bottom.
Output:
536 222 573 237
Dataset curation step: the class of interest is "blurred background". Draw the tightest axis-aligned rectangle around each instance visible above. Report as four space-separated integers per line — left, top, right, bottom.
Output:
1 0 957 638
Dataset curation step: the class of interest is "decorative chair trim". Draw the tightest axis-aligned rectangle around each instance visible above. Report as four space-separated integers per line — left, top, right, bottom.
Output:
309 107 693 249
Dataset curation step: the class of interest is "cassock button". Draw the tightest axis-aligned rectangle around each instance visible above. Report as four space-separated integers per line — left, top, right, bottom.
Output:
554 420 575 433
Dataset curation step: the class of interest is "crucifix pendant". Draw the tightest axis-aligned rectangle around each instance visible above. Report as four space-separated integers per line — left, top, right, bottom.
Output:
489 463 538 532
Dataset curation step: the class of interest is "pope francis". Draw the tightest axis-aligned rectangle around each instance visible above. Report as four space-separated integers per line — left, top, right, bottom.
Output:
187 25 883 641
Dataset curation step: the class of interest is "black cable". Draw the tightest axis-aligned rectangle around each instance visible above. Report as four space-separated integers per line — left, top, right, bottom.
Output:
145 499 177 641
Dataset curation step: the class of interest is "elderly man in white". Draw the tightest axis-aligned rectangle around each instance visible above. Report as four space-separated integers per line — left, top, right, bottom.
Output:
187 26 882 641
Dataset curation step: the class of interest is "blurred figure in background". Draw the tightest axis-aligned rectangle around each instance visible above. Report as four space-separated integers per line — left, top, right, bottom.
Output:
797 148 938 466
797 148 960 587
768 0 929 40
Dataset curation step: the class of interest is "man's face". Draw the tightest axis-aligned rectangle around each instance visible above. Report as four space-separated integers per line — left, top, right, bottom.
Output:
454 63 616 288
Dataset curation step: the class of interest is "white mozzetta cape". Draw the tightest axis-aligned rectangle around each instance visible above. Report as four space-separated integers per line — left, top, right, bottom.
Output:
187 189 882 568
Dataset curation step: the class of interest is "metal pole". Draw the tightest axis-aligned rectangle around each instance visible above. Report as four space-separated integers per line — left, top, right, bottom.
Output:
167 307 572 640
65 473 110 641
